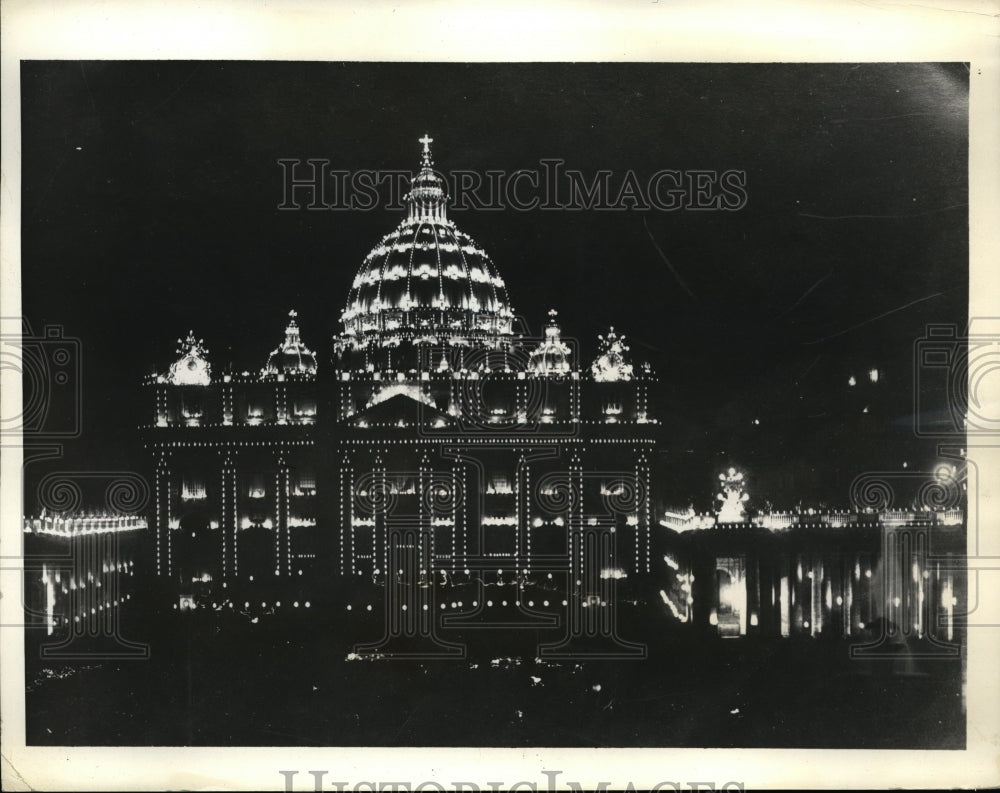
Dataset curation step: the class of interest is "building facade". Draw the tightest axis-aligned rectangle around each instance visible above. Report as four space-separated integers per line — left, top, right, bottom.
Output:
659 505 965 648
142 137 964 654
144 138 658 639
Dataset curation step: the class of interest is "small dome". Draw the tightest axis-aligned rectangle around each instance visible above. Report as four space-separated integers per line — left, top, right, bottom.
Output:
339 135 514 351
263 310 317 377
528 310 572 377
167 332 211 386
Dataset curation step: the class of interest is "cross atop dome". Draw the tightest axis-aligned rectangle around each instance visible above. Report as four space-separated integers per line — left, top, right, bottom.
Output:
406 133 447 222
419 133 434 167
545 309 561 336
283 309 303 342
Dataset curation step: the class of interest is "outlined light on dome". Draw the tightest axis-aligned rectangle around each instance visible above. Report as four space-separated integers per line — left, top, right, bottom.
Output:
263 309 318 377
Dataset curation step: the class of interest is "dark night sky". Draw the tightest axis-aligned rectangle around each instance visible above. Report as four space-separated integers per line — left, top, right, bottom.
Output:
20 62 968 508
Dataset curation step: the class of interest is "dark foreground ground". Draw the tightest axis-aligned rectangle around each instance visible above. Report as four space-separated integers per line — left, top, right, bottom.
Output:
24 603 965 748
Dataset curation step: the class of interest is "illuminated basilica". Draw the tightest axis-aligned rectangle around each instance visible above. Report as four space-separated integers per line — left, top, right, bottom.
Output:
140 136 964 654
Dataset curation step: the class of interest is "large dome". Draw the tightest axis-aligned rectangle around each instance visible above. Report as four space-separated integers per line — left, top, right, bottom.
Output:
340 136 515 351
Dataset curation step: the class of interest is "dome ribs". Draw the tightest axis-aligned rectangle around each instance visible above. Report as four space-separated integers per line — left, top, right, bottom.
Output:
337 136 517 356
